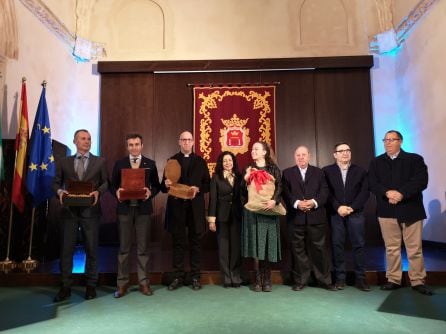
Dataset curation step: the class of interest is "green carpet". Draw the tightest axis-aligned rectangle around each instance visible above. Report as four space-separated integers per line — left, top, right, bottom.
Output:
0 285 445 333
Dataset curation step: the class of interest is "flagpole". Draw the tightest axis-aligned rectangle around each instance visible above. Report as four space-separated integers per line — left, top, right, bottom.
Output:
21 79 50 273
0 77 27 274
22 207 39 273
0 197 18 273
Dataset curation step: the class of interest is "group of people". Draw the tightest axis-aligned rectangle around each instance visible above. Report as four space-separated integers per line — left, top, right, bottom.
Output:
52 128 432 302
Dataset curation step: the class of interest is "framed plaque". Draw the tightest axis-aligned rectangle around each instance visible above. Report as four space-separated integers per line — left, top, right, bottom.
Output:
63 181 94 206
120 168 146 200
164 159 194 200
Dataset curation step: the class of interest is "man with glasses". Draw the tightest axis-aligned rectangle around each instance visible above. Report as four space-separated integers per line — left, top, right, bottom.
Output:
368 130 432 295
323 143 370 291
162 131 210 291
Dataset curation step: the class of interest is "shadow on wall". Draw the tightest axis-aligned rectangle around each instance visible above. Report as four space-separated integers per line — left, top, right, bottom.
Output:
423 197 446 242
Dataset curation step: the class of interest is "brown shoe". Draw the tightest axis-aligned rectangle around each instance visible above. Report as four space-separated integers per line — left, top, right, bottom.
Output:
139 284 153 296
114 285 128 298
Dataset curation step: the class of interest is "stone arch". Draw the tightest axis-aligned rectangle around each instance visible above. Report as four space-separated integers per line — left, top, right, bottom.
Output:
0 0 18 59
89 0 166 56
113 0 165 51
299 0 349 45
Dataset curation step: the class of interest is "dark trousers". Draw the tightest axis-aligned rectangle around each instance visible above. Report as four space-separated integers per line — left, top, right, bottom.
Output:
331 213 366 282
117 207 151 287
217 214 242 285
60 208 98 287
290 222 331 286
171 201 202 280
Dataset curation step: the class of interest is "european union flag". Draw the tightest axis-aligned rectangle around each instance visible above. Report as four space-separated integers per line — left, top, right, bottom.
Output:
26 83 55 207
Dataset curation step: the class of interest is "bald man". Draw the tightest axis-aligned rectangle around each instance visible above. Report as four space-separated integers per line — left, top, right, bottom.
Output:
282 146 335 291
161 131 210 291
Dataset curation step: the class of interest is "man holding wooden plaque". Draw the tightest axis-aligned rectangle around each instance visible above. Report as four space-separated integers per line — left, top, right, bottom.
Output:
111 133 160 298
52 129 108 302
162 131 210 291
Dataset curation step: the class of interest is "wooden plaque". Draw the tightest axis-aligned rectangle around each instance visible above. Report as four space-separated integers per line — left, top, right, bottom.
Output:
164 159 194 199
63 181 94 206
120 168 146 200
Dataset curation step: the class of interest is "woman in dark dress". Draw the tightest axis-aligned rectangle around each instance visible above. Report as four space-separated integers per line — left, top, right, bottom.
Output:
208 151 243 288
241 141 282 292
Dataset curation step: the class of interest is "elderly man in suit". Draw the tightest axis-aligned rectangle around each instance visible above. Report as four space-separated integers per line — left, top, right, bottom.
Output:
111 133 160 298
52 129 108 302
369 130 432 295
323 142 370 291
161 131 210 291
282 146 336 291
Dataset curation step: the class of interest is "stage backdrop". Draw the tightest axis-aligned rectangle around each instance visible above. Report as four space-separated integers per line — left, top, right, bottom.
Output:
193 86 276 174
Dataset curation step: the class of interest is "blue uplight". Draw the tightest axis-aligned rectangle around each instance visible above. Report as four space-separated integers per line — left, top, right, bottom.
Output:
72 245 86 274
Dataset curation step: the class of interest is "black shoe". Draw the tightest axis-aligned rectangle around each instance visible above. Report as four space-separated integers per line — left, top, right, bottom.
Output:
54 287 71 302
412 284 433 296
223 283 232 288
380 282 401 290
335 280 346 290
252 283 262 292
355 280 371 292
85 286 97 300
232 283 241 288
320 283 337 291
292 284 305 291
262 284 272 292
191 278 202 291
168 278 183 291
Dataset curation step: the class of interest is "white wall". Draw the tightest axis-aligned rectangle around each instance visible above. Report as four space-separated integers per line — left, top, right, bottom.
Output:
2 2 101 154
371 0 446 241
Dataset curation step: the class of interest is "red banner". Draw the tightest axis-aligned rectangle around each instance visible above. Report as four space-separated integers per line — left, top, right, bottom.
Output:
193 86 276 174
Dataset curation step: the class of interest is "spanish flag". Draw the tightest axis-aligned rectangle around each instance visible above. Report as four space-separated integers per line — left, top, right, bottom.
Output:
11 79 29 213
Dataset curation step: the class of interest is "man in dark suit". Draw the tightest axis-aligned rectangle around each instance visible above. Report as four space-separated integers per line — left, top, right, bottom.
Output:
369 130 432 295
52 129 108 302
111 133 160 298
161 131 210 291
323 142 370 291
282 146 336 291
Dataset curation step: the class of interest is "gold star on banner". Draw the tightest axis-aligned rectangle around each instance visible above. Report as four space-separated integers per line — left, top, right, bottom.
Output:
49 155 55 163
42 126 50 134
29 162 38 171
40 162 48 171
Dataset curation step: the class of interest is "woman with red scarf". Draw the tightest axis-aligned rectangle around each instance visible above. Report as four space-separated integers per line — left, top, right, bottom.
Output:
241 141 282 292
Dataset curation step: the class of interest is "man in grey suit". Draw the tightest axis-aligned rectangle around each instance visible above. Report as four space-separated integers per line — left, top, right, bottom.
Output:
52 129 108 302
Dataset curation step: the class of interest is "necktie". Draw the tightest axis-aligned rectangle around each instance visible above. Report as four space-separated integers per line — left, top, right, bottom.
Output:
131 157 139 169
77 155 86 180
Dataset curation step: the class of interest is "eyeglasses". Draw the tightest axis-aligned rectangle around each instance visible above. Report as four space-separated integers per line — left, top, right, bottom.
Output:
335 149 351 154
179 138 193 142
382 138 401 143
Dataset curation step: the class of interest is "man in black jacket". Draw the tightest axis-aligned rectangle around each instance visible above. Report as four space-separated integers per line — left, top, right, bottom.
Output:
162 131 210 291
282 146 336 291
111 133 160 298
323 143 370 291
369 130 432 295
